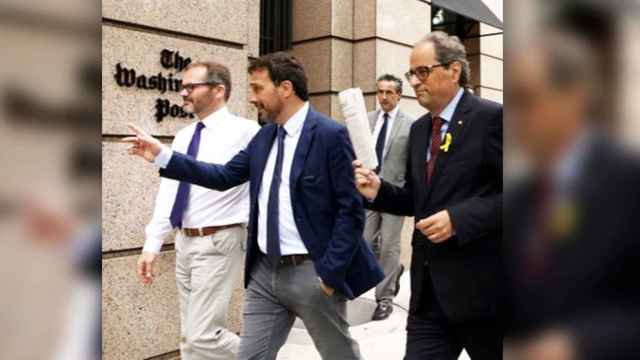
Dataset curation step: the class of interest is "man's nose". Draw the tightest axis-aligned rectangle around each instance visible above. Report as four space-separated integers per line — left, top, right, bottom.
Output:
409 75 422 88
179 88 189 97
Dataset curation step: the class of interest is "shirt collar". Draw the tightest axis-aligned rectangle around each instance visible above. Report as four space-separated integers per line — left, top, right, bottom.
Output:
381 105 400 121
437 88 464 123
200 106 230 128
552 128 593 191
282 102 309 136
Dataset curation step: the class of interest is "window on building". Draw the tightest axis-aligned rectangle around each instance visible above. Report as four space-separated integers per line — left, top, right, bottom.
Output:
260 0 293 55
431 6 479 40
430 6 482 93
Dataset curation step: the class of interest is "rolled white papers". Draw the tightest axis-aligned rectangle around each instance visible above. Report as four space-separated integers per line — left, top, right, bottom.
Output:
338 88 378 170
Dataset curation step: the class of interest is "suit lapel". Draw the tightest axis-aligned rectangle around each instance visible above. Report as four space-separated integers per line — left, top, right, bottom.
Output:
252 124 277 199
290 107 318 189
383 111 403 159
425 92 472 200
369 110 379 132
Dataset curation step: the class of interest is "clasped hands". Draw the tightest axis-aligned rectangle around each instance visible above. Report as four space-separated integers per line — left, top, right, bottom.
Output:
352 160 454 243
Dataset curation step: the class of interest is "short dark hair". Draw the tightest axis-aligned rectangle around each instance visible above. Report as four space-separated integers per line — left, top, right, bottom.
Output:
248 52 309 101
185 61 232 101
376 74 403 95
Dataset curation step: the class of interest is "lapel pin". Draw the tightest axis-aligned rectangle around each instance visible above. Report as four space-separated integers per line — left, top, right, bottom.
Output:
458 121 463 125
440 133 453 152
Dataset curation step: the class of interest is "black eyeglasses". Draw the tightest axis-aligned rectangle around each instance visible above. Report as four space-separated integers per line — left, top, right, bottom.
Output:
179 81 219 93
404 63 450 82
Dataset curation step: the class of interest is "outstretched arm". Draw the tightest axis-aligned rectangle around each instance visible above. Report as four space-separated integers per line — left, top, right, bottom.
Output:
123 122 251 191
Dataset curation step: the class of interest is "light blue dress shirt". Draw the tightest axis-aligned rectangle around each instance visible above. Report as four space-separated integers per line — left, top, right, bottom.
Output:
427 87 464 162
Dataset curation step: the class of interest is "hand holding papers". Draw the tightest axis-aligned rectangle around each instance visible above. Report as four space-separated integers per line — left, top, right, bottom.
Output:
338 88 378 170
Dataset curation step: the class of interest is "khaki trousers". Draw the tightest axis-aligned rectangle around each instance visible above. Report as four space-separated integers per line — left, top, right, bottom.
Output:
175 225 246 360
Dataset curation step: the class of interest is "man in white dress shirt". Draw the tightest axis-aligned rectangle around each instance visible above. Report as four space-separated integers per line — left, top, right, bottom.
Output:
136 61 260 360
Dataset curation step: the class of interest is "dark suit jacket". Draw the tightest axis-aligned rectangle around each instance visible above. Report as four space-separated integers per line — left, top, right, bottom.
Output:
160 106 384 299
369 91 503 322
504 137 640 359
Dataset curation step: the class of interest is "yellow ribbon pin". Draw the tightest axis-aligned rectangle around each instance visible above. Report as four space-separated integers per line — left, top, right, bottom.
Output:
550 200 578 241
440 133 453 152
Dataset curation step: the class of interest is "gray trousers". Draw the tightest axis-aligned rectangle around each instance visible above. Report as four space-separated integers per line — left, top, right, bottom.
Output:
236 255 361 360
362 210 405 302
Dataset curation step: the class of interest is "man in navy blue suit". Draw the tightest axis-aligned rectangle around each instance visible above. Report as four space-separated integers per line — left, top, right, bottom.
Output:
125 52 383 360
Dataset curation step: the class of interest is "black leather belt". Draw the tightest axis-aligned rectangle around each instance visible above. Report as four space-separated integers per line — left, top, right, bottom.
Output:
278 254 311 266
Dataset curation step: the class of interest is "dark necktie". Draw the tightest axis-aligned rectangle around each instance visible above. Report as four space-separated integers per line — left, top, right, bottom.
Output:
375 112 389 173
524 176 553 284
169 121 205 228
426 116 444 183
267 126 286 265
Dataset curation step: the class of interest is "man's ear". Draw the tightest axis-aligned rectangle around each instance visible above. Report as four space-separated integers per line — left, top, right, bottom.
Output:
214 84 226 100
449 61 462 84
278 80 294 99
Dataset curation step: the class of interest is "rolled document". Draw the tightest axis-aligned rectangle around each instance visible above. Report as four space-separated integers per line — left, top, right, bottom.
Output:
338 88 378 170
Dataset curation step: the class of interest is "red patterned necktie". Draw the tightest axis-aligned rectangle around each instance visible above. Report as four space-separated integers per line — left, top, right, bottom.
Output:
426 116 443 183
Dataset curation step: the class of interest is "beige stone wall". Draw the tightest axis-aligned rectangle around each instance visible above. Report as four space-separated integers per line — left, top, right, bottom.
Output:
289 0 503 121
475 23 504 104
289 0 431 121
101 1 257 358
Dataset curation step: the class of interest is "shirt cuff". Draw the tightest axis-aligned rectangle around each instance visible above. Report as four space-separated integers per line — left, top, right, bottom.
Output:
153 146 173 168
142 238 164 254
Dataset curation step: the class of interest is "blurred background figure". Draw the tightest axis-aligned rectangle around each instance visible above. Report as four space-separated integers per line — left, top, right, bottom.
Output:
0 1 100 359
504 1 640 359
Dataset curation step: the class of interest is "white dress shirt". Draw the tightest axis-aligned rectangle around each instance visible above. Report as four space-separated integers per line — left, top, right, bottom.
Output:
427 87 464 161
257 102 310 255
144 106 260 253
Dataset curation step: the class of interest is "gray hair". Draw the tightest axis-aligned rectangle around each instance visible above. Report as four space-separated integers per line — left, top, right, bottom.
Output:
416 31 470 88
376 74 403 95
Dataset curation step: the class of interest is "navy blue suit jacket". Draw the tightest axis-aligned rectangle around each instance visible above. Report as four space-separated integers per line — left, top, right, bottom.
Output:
160 106 384 299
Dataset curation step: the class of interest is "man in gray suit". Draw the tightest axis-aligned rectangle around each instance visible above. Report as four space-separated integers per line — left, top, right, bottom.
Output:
365 74 415 320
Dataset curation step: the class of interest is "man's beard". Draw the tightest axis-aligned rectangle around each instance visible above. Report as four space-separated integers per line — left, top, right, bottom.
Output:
257 107 272 120
256 101 282 122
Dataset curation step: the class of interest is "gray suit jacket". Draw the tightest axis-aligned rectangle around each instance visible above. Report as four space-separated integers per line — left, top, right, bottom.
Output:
368 109 415 187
